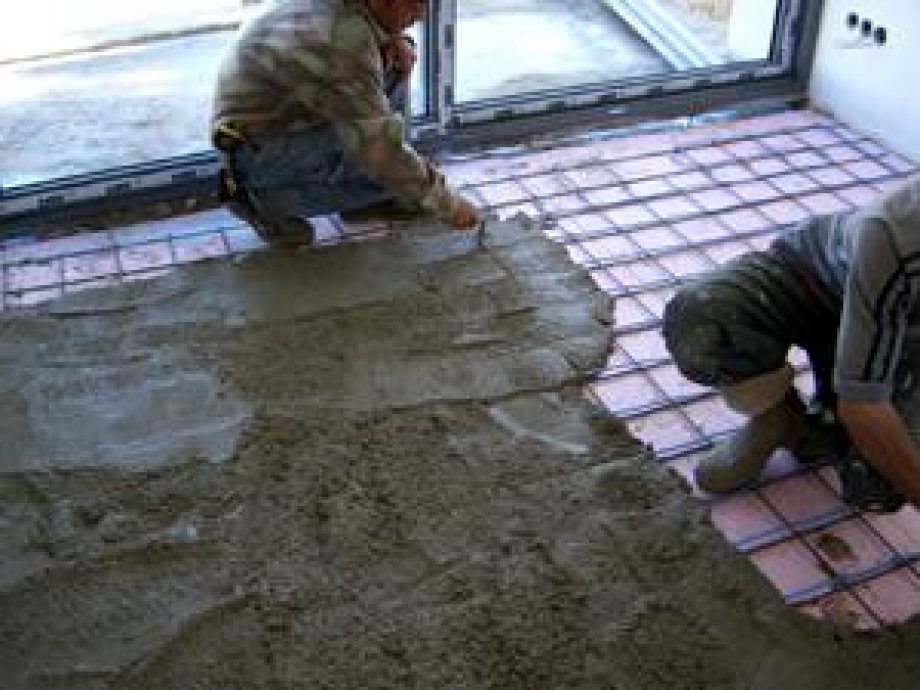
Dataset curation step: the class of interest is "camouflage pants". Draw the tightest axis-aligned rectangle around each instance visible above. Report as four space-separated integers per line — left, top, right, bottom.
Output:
662 246 917 510
232 75 408 234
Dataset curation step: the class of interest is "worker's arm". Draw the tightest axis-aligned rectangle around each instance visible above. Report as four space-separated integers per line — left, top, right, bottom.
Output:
837 398 920 507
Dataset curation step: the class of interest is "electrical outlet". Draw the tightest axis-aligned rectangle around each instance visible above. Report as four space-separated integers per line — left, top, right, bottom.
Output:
835 11 886 49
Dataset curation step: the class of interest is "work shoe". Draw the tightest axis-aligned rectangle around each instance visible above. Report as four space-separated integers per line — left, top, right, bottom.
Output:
695 390 807 493
260 217 315 249
836 446 906 513
339 198 427 223
234 203 314 249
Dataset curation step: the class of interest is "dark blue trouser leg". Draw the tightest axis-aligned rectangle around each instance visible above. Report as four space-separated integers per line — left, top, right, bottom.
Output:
231 74 409 237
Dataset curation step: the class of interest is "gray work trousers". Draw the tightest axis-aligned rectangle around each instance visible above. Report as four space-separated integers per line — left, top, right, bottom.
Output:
662 243 920 428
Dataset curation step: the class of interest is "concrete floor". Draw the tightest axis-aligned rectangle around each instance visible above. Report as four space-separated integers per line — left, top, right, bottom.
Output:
0 0 668 187
3 118 920 685
454 0 667 102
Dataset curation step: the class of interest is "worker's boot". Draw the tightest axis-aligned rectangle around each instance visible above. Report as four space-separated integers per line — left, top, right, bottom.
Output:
695 365 807 493
261 218 316 249
339 198 427 223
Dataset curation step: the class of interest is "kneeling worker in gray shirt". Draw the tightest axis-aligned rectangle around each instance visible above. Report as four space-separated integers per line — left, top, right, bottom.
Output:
663 175 920 512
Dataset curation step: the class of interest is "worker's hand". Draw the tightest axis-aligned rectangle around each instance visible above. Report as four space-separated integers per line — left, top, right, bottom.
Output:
448 196 481 230
383 35 417 78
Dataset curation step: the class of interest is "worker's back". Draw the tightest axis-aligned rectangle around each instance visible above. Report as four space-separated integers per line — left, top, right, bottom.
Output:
212 0 385 140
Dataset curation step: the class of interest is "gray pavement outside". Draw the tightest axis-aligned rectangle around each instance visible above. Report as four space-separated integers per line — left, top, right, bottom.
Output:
0 0 730 189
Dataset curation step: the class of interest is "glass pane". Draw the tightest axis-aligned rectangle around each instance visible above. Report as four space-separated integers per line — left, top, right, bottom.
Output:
408 24 427 118
0 1 428 188
455 0 781 103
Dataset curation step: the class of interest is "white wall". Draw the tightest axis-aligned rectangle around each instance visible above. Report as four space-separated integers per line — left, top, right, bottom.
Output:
809 0 920 162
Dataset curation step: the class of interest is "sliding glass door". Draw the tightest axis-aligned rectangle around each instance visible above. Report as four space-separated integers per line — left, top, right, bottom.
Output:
450 0 792 122
455 0 670 103
0 1 252 187
1 0 810 214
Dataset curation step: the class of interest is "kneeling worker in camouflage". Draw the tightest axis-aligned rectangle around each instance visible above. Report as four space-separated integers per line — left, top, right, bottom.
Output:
212 0 480 246
663 175 920 512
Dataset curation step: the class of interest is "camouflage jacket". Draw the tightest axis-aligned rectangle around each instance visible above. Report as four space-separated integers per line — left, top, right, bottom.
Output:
212 0 460 219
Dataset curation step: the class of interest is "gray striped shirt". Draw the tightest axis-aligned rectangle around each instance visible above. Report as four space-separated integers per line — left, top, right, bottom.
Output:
779 175 920 402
